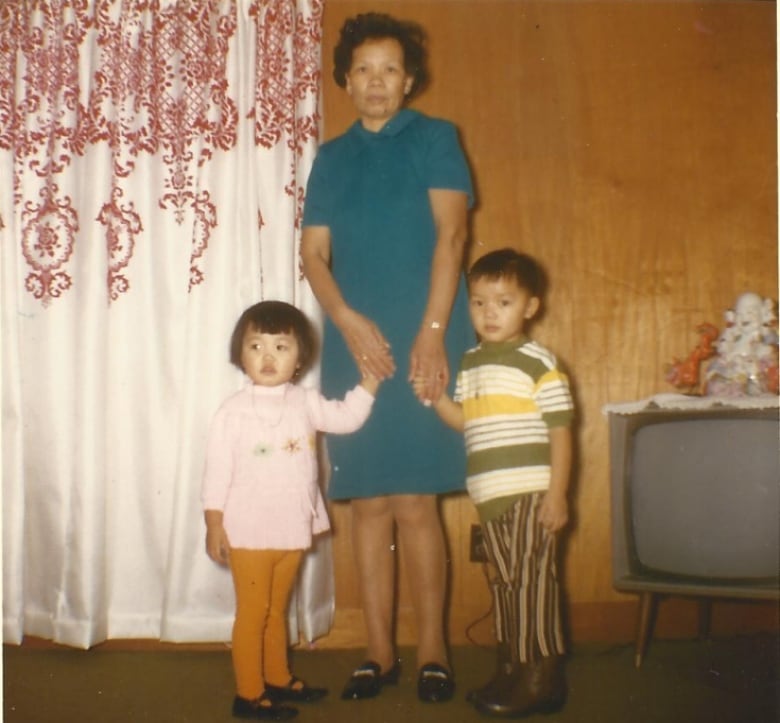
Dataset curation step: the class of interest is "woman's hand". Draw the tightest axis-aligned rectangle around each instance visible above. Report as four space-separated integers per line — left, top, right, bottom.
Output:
335 306 396 380
409 188 468 405
302 226 395 378
409 327 449 405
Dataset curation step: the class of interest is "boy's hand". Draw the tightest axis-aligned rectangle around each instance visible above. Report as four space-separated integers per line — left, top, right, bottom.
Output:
411 375 440 406
539 491 568 533
413 381 464 431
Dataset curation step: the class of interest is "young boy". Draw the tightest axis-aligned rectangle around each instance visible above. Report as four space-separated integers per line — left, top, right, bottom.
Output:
417 248 574 718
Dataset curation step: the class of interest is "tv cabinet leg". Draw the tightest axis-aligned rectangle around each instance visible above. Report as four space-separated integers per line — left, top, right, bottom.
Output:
635 591 657 668
697 599 712 639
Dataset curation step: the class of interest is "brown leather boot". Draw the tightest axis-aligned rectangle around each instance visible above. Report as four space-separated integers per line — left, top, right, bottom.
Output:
469 655 566 718
469 661 532 718
527 655 566 714
466 643 514 705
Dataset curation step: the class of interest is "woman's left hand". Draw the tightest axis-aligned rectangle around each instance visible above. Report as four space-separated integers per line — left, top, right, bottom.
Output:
409 327 449 405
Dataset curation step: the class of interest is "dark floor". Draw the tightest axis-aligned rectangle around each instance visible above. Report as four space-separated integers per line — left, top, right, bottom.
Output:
4 635 778 723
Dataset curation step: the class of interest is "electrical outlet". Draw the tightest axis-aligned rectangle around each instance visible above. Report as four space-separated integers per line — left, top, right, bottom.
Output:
469 524 488 563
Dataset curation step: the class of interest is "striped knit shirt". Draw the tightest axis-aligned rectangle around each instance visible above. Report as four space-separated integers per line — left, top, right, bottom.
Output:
453 338 574 512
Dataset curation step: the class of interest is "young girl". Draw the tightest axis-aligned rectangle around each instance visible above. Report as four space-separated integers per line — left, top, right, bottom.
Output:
202 300 379 721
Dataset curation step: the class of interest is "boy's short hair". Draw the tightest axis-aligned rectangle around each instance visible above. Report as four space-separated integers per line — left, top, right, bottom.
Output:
467 248 547 299
229 300 318 379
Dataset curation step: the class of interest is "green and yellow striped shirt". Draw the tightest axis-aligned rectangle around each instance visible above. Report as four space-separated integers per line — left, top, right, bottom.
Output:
454 338 574 520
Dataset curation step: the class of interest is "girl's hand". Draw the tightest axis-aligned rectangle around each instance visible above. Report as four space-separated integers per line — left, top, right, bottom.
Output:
206 524 230 566
360 372 381 396
409 327 449 405
539 492 568 534
335 307 395 380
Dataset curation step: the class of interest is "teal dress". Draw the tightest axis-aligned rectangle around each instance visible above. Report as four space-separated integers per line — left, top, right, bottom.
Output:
303 109 474 499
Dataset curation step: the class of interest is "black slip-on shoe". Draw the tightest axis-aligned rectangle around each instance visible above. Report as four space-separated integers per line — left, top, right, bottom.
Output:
340 659 401 700
417 662 455 703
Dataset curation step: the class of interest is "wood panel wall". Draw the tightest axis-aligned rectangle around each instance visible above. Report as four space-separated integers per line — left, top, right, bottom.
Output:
315 0 778 648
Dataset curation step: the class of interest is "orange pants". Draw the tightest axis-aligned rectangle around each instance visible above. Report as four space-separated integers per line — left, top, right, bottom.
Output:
229 548 303 699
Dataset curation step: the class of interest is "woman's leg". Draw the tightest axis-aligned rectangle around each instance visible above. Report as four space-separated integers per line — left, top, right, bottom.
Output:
391 494 449 669
230 548 274 699
263 549 303 687
351 495 396 671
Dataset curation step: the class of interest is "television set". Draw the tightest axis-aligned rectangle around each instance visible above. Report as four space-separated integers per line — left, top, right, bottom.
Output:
606 398 779 664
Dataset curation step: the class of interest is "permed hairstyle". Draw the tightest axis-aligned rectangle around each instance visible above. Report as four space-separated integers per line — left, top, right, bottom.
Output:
333 12 429 100
468 248 548 300
229 300 318 381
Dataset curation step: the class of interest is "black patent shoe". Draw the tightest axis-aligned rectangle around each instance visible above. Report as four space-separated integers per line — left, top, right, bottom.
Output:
417 662 455 703
340 659 401 700
264 676 328 703
232 693 298 720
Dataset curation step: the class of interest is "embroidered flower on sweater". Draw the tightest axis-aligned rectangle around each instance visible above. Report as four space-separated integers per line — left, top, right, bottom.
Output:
283 438 301 454
253 442 273 457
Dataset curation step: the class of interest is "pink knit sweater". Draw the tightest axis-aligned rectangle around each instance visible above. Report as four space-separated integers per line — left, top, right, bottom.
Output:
202 382 374 550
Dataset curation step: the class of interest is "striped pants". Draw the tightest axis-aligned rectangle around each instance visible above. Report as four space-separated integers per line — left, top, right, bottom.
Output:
482 493 565 663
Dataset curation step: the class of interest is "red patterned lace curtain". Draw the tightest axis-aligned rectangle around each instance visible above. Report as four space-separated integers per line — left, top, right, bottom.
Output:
1 0 327 648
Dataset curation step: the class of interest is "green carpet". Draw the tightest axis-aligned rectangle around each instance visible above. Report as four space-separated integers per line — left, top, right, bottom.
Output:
4 635 778 722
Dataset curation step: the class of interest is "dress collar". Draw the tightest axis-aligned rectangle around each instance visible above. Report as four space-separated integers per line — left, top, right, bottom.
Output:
350 108 419 141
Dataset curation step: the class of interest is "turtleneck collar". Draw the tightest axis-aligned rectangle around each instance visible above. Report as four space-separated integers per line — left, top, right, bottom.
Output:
246 382 291 397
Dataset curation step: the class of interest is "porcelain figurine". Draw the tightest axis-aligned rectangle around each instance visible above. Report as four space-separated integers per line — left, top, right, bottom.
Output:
704 292 778 397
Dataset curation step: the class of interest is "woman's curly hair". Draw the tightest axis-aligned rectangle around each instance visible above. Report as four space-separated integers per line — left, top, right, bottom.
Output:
333 13 429 100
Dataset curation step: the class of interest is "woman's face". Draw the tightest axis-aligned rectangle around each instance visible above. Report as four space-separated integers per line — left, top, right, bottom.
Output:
346 37 413 132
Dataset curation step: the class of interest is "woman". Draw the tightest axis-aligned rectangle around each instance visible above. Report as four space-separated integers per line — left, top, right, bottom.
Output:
301 12 474 704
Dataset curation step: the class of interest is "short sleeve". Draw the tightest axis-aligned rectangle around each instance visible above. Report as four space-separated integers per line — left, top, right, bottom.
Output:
302 151 331 228
536 368 575 428
423 121 474 208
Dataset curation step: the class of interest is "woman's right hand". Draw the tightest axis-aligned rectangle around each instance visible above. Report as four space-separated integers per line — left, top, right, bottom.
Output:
335 306 396 380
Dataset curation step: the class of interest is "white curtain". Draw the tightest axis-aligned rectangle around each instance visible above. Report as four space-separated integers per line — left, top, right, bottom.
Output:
1 0 331 649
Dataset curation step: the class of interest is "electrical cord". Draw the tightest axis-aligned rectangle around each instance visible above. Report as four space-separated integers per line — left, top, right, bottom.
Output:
464 560 496 647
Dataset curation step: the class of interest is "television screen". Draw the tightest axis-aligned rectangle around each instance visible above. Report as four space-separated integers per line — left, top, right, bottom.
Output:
630 417 778 581
608 403 780 600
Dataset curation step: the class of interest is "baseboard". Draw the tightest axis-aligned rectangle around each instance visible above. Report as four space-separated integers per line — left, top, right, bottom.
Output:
312 598 779 650
11 598 777 651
